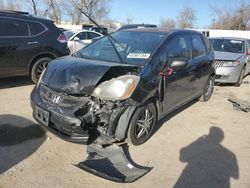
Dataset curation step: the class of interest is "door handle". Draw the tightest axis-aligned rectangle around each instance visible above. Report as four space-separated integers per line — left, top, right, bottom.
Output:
27 41 39 45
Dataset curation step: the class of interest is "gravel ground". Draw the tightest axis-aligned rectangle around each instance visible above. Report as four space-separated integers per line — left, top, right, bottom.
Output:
0 76 250 188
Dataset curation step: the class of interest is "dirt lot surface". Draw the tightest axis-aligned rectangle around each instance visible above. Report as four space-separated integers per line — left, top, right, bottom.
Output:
0 76 250 188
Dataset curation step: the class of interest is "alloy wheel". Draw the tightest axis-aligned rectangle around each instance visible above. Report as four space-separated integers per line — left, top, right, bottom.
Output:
204 77 214 100
135 108 155 139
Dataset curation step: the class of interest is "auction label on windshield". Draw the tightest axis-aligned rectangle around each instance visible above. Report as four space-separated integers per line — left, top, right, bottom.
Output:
127 53 150 59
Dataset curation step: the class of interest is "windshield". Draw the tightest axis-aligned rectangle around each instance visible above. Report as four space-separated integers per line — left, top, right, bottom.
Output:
64 31 76 40
209 39 245 53
76 31 167 65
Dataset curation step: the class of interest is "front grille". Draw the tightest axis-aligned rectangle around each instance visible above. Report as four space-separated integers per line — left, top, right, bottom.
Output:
40 84 89 107
214 60 227 69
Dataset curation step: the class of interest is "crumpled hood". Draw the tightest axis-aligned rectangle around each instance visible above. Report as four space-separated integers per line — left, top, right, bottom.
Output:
42 56 139 95
214 51 244 61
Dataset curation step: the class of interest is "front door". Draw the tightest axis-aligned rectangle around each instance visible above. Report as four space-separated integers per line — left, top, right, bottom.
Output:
162 34 195 114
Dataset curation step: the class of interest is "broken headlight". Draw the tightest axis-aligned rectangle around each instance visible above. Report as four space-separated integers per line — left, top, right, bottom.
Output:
92 75 140 100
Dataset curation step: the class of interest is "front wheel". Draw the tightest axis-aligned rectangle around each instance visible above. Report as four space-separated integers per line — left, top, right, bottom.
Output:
127 102 157 146
199 75 215 102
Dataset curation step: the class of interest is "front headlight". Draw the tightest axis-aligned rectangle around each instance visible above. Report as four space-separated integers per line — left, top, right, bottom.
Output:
92 75 140 100
222 61 240 67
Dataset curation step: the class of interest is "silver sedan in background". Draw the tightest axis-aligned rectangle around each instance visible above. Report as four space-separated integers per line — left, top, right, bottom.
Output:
209 37 250 86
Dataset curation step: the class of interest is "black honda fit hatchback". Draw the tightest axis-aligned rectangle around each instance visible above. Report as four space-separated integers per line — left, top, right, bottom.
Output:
31 28 215 145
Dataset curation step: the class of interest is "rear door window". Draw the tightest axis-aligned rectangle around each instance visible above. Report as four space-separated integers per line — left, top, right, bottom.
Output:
28 21 46 36
0 17 28 37
191 34 206 58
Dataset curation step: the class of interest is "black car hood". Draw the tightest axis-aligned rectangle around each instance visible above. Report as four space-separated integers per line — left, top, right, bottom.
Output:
42 56 139 95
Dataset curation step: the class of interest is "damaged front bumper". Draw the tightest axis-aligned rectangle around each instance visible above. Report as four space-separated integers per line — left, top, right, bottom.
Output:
30 83 137 144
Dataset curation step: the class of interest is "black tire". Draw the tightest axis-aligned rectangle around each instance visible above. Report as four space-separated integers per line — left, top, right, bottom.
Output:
31 57 52 83
127 102 157 146
235 67 245 87
199 75 215 102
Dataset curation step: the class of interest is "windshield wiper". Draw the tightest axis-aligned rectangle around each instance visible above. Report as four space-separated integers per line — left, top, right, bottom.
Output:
72 3 125 64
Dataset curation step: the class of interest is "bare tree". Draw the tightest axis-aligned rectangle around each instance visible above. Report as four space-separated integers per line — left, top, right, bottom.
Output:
210 2 250 30
31 0 37 15
70 0 111 24
42 0 62 24
0 0 23 11
160 18 176 28
177 7 196 28
126 16 134 24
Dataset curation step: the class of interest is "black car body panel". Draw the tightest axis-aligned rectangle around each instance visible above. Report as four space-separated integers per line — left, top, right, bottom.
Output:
31 28 215 144
42 56 140 95
0 10 69 79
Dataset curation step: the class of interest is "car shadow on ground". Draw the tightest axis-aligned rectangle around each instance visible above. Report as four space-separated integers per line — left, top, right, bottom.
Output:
0 114 46 174
173 126 239 188
152 99 198 137
0 76 33 89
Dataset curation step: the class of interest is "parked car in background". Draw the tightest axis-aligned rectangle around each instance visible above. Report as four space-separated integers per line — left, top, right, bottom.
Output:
31 28 215 146
209 37 250 86
117 24 157 31
82 24 108 35
0 10 69 83
64 30 102 54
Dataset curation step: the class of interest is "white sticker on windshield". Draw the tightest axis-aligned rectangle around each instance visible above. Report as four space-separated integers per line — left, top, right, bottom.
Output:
127 53 150 59
230 40 242 44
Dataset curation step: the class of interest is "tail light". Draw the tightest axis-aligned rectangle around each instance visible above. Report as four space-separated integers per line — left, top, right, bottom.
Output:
57 33 67 43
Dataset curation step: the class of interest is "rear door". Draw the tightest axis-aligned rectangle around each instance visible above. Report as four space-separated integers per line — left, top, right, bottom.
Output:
162 33 195 113
0 17 29 77
190 33 212 96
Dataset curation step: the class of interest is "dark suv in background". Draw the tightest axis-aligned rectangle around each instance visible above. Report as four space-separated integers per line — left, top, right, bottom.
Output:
0 10 69 83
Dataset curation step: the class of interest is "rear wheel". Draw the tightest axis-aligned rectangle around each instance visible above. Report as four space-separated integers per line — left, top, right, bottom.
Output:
127 102 157 146
31 57 52 83
235 67 245 87
199 75 215 102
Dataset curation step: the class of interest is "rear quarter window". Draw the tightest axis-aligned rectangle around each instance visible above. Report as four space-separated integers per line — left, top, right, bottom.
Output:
0 17 28 37
28 21 46 36
191 34 206 58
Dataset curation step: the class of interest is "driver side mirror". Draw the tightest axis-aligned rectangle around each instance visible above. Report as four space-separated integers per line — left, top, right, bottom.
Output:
170 59 188 70
73 37 80 41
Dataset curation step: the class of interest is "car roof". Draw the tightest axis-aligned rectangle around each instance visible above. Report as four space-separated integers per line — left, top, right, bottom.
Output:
120 28 201 36
209 37 248 41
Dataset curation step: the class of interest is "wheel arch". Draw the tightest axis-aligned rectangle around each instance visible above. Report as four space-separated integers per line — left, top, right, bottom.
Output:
114 96 160 141
28 52 57 76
